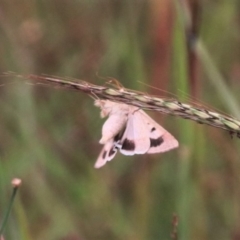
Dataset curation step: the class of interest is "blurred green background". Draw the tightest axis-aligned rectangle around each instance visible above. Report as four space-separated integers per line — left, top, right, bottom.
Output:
1 0 240 239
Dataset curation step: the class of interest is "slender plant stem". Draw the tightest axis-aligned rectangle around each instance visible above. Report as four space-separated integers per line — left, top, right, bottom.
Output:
5 73 240 137
0 187 18 235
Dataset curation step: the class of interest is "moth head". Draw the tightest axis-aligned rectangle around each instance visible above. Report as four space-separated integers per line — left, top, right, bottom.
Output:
95 100 111 118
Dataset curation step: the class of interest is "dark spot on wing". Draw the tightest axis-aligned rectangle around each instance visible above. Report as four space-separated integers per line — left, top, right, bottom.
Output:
114 133 121 142
102 150 107 159
114 127 126 142
114 134 122 149
150 137 164 147
121 139 135 151
109 148 116 157
113 126 127 149
151 127 156 132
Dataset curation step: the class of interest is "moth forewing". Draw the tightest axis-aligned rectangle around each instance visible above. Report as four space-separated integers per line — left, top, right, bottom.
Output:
139 110 179 153
119 110 150 155
95 100 129 144
100 114 128 144
148 131 179 153
94 139 117 168
119 109 179 155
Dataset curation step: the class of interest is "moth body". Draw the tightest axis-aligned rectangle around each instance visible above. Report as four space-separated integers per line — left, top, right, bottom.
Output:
95 100 130 144
94 100 178 168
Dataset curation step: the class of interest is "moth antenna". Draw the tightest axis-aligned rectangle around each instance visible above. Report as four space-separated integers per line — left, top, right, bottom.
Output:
95 72 125 90
0 72 32 88
95 71 108 81
89 91 100 101
105 78 125 91
137 80 179 98
95 72 113 85
132 107 141 114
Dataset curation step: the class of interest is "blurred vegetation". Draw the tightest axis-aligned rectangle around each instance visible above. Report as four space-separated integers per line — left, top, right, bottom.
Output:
0 0 240 239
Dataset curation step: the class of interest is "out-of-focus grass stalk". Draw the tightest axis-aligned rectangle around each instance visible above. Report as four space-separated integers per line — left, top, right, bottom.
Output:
0 179 21 236
173 1 202 239
195 40 240 118
195 23 240 234
172 9 193 240
174 1 240 239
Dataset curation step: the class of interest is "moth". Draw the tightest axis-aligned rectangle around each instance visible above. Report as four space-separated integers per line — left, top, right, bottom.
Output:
94 100 178 168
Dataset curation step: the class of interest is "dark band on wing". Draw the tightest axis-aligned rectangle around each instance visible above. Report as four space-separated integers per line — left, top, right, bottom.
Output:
102 147 116 160
113 127 126 149
102 150 107 159
114 128 125 141
121 139 135 151
150 137 164 147
109 148 116 157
